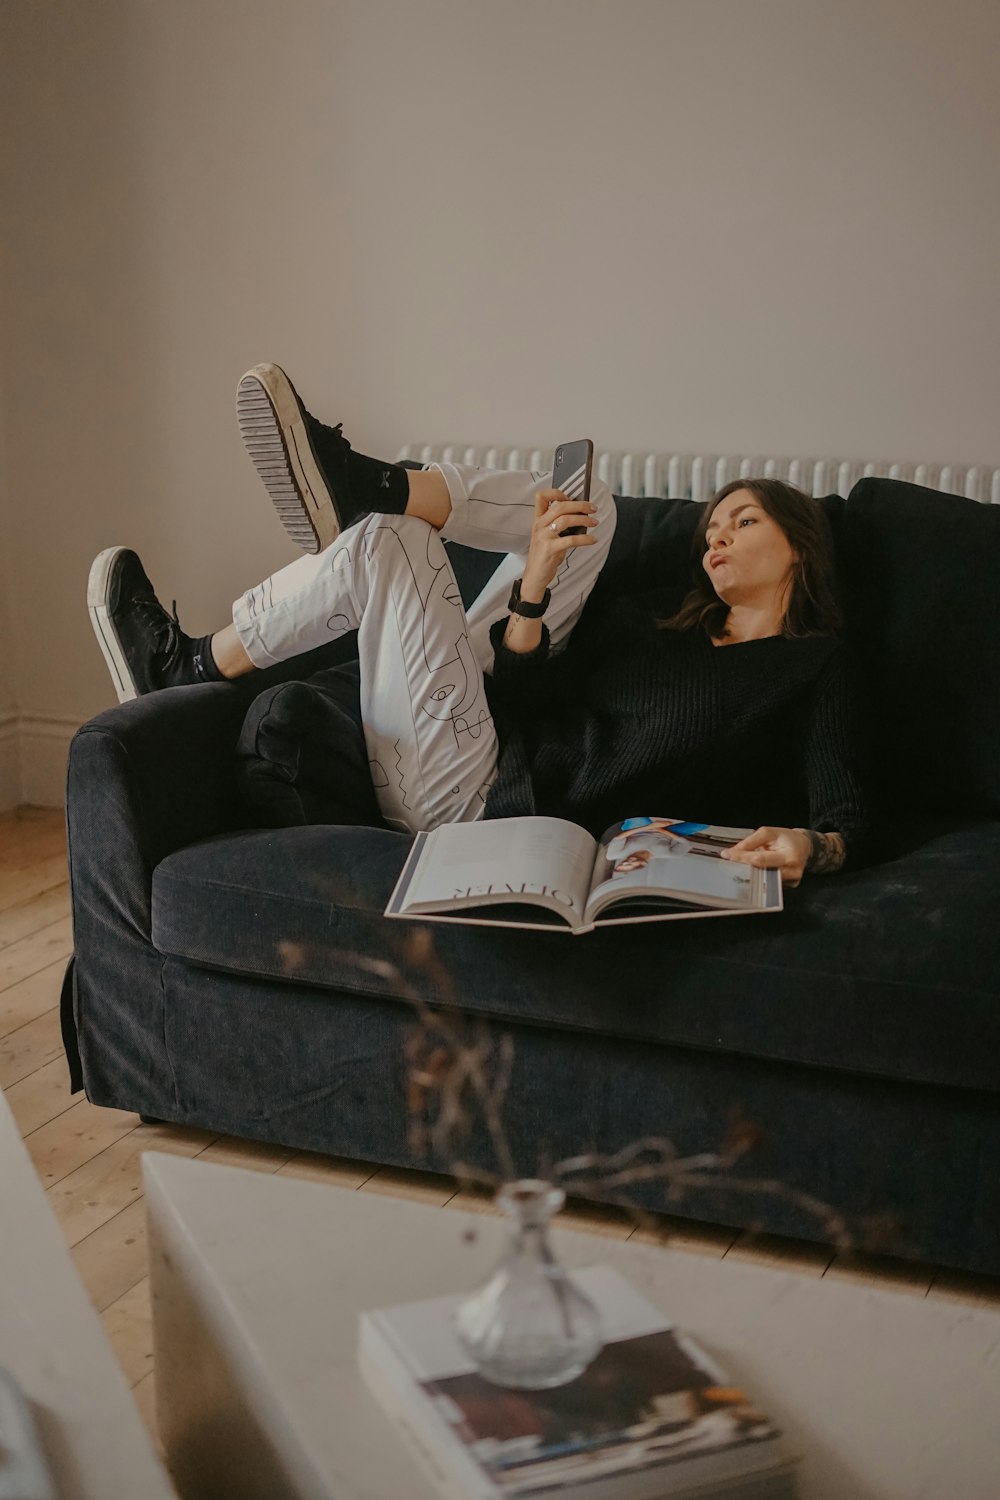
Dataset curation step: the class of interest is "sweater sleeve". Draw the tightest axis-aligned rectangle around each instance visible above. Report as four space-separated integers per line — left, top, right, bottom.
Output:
488 589 659 692
488 614 594 709
803 647 875 871
488 614 552 683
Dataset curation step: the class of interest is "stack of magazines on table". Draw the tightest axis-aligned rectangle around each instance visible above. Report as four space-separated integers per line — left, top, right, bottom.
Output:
359 1264 799 1498
386 815 783 934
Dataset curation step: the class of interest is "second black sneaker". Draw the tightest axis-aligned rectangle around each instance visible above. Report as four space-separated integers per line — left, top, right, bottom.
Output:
236 363 410 554
87 548 208 702
236 363 353 553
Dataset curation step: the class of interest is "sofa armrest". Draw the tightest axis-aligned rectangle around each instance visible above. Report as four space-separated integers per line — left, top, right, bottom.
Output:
68 684 252 887
67 631 368 884
65 683 259 1104
64 649 365 1111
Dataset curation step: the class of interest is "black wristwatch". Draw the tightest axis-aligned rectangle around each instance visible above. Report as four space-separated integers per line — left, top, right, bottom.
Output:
507 578 551 618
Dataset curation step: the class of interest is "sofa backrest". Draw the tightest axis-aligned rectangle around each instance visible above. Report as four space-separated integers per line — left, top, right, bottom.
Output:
445 476 1000 819
835 477 1000 818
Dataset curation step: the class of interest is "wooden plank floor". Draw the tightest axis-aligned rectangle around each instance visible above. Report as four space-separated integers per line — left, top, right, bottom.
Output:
3 805 1000 1459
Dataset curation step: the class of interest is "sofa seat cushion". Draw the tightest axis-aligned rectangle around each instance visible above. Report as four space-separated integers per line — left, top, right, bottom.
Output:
150 817 1000 1096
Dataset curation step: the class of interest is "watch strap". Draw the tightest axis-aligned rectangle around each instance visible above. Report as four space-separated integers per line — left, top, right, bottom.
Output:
508 578 551 618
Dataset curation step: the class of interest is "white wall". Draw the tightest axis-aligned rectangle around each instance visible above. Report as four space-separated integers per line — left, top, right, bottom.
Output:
2 0 999 804
0 361 19 812
0 165 20 807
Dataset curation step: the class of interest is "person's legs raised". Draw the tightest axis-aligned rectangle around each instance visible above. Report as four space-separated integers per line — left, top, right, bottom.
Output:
231 511 497 832
88 515 497 833
86 469 464 705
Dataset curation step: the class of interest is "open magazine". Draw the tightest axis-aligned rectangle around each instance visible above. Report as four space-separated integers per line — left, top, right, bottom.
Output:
385 816 783 934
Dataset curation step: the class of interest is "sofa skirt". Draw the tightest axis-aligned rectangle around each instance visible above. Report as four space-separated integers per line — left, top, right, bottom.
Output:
72 952 1000 1278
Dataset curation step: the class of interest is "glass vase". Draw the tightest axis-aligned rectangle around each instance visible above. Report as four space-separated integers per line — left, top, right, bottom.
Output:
453 1179 603 1389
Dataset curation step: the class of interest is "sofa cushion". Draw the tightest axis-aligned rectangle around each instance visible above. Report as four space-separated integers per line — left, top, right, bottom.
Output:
234 662 383 829
151 815 1000 1097
835 478 1000 815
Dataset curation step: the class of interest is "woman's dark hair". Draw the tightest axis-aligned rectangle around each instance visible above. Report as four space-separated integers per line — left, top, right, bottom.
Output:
661 477 842 638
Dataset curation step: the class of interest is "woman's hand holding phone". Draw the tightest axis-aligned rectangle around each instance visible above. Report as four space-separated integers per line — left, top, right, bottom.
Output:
521 488 599 597
520 437 598 598
503 489 598 655
503 439 597 655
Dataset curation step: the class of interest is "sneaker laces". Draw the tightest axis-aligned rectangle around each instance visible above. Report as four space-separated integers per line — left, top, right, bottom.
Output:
131 593 185 665
306 412 352 455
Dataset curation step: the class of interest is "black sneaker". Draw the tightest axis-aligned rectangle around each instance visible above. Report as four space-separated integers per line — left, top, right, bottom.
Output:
87 548 201 702
236 363 357 554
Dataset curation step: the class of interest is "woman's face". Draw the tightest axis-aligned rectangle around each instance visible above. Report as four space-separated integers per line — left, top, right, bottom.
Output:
701 490 797 606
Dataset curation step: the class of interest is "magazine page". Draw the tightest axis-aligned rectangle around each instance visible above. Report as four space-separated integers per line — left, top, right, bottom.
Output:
388 816 598 928
584 817 765 920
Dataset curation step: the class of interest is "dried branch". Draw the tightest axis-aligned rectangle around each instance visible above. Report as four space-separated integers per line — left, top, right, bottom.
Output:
282 924 896 1257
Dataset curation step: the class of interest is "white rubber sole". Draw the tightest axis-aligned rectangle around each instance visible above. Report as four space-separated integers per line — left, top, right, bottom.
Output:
87 547 139 704
236 364 339 554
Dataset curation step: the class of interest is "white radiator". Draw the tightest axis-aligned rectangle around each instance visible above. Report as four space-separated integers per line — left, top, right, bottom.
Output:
395 444 1000 505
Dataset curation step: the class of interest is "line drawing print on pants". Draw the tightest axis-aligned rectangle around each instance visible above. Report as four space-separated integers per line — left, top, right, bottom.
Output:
360 517 497 828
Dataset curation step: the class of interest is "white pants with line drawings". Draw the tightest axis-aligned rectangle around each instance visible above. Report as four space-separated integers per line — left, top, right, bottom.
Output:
232 464 617 834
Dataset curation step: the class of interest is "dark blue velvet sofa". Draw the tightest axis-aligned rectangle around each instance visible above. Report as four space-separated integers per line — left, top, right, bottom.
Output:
62 478 1000 1274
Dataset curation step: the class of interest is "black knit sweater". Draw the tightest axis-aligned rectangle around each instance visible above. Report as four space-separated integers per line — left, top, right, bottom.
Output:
482 587 871 869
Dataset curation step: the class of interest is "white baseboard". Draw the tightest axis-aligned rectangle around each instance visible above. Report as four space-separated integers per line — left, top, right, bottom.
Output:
0 713 80 811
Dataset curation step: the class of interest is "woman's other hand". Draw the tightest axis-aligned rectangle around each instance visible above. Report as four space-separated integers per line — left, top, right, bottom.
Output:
520 488 599 598
720 826 813 886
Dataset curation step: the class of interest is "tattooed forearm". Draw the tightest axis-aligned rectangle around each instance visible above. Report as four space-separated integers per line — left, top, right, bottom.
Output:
502 611 545 654
798 829 847 875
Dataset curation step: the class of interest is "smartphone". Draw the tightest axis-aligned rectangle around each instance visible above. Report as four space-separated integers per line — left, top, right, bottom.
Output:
551 438 594 535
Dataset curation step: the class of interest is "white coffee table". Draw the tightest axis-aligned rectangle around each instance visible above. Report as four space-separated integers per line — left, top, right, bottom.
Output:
0 1091 174 1499
143 1152 1000 1500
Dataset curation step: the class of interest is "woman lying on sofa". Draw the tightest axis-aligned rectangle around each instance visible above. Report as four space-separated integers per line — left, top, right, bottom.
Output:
87 363 870 886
